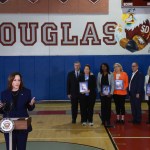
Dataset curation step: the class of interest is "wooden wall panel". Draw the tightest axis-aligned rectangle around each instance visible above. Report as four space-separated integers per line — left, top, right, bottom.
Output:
0 0 108 14
18 0 49 13
49 0 78 14
78 0 108 14
0 0 18 13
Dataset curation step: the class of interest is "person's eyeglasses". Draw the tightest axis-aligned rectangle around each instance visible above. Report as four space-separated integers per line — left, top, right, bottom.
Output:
132 66 136 67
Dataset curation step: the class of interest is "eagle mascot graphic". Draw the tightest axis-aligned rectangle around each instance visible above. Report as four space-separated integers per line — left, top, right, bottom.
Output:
115 13 150 52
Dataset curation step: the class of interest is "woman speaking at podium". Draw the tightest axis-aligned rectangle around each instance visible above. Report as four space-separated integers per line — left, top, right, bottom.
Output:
0 72 35 150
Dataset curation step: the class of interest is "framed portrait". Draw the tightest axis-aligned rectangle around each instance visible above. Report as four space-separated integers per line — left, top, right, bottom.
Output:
115 80 124 90
79 82 88 93
146 84 150 95
102 85 110 95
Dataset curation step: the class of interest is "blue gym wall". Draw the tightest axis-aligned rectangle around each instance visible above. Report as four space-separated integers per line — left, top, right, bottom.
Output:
0 55 149 100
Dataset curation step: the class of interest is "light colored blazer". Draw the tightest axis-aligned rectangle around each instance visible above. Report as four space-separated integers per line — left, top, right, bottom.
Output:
145 75 150 100
97 72 114 95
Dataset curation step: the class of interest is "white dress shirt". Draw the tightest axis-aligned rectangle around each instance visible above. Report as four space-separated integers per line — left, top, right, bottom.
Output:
129 70 138 91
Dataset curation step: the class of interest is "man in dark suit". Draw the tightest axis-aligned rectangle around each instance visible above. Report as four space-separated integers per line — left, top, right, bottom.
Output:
67 61 83 123
129 62 144 124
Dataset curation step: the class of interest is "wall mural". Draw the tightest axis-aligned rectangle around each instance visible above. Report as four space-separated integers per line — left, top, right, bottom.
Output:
115 11 150 52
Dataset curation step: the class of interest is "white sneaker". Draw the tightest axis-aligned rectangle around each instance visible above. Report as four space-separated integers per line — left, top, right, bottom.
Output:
82 122 87 126
89 122 94 126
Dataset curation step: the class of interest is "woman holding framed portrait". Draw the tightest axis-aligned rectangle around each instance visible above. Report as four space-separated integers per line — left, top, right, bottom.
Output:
97 63 114 126
113 63 128 124
79 65 96 126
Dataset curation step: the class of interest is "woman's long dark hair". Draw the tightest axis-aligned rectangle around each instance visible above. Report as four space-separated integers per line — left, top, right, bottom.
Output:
84 64 91 74
100 63 110 74
8 72 24 90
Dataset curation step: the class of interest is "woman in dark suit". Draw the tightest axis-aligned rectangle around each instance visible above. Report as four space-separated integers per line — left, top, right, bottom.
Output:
0 72 35 150
79 65 96 126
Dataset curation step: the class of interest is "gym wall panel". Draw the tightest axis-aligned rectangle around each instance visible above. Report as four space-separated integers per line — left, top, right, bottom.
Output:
34 57 50 100
49 57 66 100
3 57 20 88
20 57 35 97
78 56 95 74
1 55 150 100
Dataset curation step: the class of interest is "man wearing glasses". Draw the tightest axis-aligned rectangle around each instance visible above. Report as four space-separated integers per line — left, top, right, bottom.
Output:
129 62 144 124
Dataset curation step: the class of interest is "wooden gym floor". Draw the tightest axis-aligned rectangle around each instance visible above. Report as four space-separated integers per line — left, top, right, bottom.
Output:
0 102 150 150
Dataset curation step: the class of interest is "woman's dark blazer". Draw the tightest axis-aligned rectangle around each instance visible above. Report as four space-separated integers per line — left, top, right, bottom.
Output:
0 87 35 132
78 74 97 99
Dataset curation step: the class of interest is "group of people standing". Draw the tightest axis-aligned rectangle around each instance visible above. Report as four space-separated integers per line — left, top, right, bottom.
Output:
67 61 150 126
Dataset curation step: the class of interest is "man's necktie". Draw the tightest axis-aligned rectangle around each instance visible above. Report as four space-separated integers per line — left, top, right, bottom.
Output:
76 72 78 78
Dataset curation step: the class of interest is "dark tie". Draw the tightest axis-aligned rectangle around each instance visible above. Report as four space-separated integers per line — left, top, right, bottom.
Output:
76 72 78 78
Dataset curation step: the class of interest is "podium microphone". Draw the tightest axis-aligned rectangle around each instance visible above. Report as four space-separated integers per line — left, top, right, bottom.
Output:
3 102 14 116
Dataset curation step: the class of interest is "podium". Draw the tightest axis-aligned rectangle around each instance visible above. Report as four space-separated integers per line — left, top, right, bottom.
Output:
13 117 31 130
0 117 31 150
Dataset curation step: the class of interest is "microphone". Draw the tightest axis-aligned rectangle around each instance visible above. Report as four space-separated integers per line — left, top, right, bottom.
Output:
3 102 14 114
